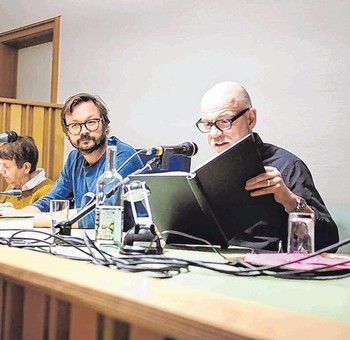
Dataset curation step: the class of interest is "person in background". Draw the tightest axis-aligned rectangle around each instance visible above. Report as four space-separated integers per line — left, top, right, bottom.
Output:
0 93 143 227
0 136 54 208
196 81 339 251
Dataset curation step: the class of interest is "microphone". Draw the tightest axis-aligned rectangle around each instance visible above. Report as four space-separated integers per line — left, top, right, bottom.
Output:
0 131 18 143
55 157 161 232
0 189 22 197
141 141 198 157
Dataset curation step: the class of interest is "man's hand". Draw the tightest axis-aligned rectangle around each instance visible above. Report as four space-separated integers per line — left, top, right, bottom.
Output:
245 166 300 212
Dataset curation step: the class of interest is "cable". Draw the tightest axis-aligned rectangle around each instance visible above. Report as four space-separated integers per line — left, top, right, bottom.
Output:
160 230 230 261
117 149 145 173
3 228 350 280
158 230 350 280
8 229 105 261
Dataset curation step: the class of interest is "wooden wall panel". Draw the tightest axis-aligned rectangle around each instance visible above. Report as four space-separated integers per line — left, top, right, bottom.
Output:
52 108 64 179
70 303 98 340
22 287 46 340
0 98 63 191
32 106 45 168
2 281 24 340
22 105 32 135
0 44 17 98
47 297 59 340
8 103 22 131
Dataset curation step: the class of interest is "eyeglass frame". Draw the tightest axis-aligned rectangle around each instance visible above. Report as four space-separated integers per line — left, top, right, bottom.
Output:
195 108 250 133
65 117 103 135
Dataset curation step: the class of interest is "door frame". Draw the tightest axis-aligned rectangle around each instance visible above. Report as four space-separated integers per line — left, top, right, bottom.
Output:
0 16 60 103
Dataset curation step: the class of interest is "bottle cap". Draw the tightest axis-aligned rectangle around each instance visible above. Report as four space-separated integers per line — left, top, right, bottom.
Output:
107 136 118 146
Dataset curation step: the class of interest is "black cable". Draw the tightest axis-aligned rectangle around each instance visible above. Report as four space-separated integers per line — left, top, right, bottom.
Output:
158 230 350 280
160 230 229 261
8 229 105 261
3 228 350 280
275 271 350 280
82 232 115 266
2 229 190 276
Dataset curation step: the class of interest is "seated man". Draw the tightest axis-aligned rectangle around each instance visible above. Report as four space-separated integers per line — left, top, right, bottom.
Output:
0 93 143 228
196 81 339 251
0 136 54 208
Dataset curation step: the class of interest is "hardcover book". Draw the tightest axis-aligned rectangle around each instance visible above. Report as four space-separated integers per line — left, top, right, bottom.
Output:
129 133 286 248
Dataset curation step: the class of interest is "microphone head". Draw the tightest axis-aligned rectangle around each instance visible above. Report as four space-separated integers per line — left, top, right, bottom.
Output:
140 142 198 157
7 131 18 143
183 141 199 157
0 189 22 197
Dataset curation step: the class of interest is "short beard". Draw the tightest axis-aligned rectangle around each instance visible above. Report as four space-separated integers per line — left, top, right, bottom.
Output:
69 132 107 155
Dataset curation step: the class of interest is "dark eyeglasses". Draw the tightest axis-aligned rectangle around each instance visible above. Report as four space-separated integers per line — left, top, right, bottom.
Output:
196 108 250 133
66 118 103 135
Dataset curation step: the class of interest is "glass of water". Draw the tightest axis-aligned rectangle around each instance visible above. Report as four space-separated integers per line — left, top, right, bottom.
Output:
50 199 69 240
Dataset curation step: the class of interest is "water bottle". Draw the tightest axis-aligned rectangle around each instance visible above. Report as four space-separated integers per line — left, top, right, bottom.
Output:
95 136 124 246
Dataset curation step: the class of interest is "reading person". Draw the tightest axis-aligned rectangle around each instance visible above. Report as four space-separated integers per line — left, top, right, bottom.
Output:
0 136 54 208
196 81 338 251
0 93 143 227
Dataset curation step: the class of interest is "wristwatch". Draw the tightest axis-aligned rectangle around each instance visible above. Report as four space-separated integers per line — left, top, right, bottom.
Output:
291 196 308 213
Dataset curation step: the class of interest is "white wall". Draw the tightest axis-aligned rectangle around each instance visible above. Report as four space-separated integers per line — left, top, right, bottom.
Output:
17 42 52 102
0 0 349 214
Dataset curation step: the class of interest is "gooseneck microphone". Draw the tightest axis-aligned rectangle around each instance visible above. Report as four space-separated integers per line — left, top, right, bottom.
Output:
0 189 22 197
0 131 18 143
141 141 198 157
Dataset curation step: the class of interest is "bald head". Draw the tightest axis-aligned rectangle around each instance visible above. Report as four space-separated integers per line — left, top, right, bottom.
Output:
199 81 256 153
200 81 252 112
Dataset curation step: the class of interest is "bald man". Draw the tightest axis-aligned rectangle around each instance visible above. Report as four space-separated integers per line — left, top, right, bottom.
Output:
196 81 338 251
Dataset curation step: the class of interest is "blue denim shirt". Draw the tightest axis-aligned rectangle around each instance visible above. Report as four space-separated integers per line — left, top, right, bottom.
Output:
33 137 143 228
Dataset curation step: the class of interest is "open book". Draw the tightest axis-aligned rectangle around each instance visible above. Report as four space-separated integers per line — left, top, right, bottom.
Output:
129 133 286 248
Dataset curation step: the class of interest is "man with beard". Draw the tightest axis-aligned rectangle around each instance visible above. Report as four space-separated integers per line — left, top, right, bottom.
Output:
2 93 143 228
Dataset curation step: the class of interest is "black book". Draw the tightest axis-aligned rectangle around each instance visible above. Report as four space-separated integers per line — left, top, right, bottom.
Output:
129 133 287 249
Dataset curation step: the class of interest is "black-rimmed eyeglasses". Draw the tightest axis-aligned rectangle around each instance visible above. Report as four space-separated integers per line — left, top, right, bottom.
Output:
195 108 250 133
66 118 103 135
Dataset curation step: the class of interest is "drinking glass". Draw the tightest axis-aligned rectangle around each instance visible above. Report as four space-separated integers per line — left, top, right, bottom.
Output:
50 199 69 238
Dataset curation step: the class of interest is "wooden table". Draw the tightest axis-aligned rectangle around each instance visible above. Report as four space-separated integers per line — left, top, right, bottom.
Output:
0 238 350 340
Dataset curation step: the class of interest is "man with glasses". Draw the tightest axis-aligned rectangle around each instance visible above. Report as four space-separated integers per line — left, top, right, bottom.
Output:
3 93 143 228
196 81 338 251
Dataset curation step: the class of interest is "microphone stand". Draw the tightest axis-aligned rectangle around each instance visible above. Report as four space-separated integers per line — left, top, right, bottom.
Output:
54 156 162 235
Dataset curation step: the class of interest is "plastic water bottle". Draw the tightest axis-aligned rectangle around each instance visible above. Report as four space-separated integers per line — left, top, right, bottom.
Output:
95 136 124 246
